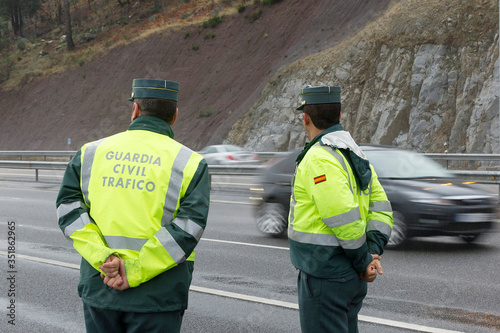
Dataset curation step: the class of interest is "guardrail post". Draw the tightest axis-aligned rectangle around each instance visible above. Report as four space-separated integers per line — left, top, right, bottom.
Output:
35 169 39 182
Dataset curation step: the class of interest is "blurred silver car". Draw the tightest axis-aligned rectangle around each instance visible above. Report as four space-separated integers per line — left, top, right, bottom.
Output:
198 145 258 165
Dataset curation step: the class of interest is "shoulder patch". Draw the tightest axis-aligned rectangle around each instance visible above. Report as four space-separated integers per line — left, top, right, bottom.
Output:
314 174 326 184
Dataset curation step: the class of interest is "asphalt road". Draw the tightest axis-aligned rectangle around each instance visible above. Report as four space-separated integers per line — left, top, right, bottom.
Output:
0 172 499 332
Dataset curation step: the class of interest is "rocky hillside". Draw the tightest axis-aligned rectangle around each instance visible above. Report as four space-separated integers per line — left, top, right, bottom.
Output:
228 0 499 154
0 0 393 151
0 0 497 155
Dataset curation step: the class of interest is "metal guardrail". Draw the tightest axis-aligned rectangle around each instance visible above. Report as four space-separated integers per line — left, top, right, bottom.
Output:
0 151 75 156
0 160 68 181
0 151 499 182
422 153 500 161
0 159 266 182
0 161 68 169
422 153 500 183
208 164 264 175
0 151 75 161
0 151 283 162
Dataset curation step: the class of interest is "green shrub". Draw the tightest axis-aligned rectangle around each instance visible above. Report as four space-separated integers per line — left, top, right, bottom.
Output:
263 0 283 4
17 40 26 51
192 45 199 51
198 107 212 118
204 33 215 39
238 5 246 13
184 31 191 39
206 15 223 28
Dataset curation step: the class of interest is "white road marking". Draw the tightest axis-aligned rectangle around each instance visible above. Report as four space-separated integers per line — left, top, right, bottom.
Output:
202 237 289 250
191 286 464 333
211 182 255 186
0 250 465 332
210 199 255 205
0 251 80 269
190 285 298 309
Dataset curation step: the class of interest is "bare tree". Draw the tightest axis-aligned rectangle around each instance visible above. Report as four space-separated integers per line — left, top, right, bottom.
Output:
56 0 63 26
116 0 130 7
63 0 74 50
0 0 41 37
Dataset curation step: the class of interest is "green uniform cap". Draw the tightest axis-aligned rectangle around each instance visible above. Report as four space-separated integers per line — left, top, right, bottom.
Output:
128 79 180 102
296 85 341 110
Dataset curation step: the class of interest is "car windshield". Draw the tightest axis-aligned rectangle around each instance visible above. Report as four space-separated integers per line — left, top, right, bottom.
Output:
224 145 245 152
364 149 454 178
198 146 216 154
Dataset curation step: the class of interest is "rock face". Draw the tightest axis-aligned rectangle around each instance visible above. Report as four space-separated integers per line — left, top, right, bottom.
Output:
228 0 499 154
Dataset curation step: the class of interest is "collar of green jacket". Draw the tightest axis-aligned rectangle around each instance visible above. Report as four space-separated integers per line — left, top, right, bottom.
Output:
321 131 372 191
296 123 344 165
296 123 372 191
128 115 174 138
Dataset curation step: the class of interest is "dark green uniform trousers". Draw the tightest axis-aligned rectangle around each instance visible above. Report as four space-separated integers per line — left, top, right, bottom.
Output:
83 303 184 333
297 270 367 333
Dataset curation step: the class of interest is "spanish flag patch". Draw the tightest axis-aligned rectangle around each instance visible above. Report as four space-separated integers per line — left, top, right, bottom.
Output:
314 174 327 184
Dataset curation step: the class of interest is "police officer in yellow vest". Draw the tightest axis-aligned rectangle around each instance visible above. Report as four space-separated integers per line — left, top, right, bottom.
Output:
56 79 210 332
288 85 393 333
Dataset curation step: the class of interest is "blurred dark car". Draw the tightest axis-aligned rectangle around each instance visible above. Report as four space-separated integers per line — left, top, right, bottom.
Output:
198 144 258 165
251 145 497 247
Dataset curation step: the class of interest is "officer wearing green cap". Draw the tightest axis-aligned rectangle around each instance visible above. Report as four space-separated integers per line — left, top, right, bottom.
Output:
57 78 210 332
288 85 393 332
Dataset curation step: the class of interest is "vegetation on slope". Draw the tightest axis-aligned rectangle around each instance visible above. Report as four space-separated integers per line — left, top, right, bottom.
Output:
0 0 282 91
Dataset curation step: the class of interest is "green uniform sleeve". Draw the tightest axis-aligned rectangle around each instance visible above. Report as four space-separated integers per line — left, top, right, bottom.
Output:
366 167 393 255
56 151 115 273
124 160 210 287
305 156 372 274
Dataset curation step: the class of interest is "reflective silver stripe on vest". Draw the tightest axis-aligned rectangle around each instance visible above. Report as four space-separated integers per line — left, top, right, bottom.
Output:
367 220 392 237
155 227 186 264
289 193 297 229
369 201 392 212
57 201 87 219
64 212 93 240
321 145 353 194
338 233 366 250
289 170 297 229
81 139 105 207
289 162 299 229
161 146 194 226
173 217 204 241
322 208 361 229
103 235 148 251
288 228 340 246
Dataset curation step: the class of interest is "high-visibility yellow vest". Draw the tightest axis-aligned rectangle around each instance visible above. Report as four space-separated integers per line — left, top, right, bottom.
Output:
289 143 393 278
76 128 203 286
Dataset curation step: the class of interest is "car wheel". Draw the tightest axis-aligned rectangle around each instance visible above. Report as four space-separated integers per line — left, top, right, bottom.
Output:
256 203 288 237
387 211 407 247
460 234 479 243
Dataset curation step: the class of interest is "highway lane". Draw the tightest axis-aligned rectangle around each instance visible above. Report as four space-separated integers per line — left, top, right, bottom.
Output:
1 179 500 332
